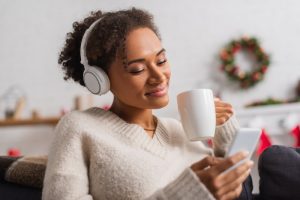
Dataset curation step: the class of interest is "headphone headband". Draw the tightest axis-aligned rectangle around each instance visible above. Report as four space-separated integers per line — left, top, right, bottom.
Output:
80 17 104 68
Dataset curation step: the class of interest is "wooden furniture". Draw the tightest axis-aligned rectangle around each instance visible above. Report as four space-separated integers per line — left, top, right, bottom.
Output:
0 117 60 127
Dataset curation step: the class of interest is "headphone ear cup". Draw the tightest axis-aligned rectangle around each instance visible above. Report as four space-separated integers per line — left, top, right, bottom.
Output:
83 66 110 95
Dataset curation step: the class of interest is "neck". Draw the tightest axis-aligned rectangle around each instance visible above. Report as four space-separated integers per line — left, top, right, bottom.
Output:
109 98 156 137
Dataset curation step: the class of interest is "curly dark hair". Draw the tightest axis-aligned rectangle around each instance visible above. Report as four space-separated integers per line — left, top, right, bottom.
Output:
58 7 160 87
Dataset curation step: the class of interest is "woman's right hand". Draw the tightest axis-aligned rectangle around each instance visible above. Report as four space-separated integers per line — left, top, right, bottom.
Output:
190 152 253 200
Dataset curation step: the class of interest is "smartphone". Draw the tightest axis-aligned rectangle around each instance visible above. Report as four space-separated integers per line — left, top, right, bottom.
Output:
222 128 262 174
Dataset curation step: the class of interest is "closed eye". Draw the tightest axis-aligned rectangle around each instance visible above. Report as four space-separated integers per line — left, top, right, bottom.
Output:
157 60 167 66
129 69 144 75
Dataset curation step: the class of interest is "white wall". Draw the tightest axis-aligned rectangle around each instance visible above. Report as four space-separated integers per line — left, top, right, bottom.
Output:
1 0 300 118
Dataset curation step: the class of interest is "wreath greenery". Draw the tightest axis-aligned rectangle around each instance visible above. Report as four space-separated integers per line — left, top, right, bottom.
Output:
219 36 270 89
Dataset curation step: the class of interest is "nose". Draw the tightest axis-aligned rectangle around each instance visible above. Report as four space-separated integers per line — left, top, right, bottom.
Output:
147 65 166 85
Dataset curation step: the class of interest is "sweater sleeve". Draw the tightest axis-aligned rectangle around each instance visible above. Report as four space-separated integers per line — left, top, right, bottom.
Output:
213 114 240 157
145 168 215 200
42 113 93 200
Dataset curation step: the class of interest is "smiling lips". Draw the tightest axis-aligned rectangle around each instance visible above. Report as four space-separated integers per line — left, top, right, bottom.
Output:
145 85 168 97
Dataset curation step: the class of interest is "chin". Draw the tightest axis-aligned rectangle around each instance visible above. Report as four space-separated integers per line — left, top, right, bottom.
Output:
148 96 169 109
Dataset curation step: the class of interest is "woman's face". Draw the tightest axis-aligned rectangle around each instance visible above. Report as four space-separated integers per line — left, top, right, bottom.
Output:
108 28 171 110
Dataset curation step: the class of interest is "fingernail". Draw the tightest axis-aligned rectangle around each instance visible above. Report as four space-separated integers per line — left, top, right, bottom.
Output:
249 161 254 166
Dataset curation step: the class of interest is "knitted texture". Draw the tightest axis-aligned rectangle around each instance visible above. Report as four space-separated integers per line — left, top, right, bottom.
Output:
42 108 238 200
213 114 240 157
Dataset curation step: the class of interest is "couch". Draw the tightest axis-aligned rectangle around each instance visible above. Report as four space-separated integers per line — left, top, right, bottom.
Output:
0 156 44 200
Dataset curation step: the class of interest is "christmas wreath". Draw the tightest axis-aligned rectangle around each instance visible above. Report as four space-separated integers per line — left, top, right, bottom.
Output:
219 37 270 89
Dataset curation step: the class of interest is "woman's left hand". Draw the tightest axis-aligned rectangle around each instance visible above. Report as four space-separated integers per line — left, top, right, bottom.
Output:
215 98 234 126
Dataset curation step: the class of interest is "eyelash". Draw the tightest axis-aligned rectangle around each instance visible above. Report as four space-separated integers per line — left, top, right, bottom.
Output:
158 59 167 65
129 59 167 75
130 70 143 75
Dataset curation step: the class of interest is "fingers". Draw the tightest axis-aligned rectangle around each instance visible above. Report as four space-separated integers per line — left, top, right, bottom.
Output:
217 170 250 198
215 99 234 125
205 160 252 198
215 107 233 114
213 151 249 174
219 184 243 200
209 157 224 167
214 99 233 114
215 163 252 197
191 156 224 171
216 113 232 125
193 151 253 200
217 160 253 187
214 100 232 108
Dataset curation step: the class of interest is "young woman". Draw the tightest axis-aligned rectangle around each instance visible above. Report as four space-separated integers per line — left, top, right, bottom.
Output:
42 8 253 200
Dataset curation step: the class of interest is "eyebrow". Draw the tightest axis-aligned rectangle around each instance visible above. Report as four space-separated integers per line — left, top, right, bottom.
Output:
127 48 166 66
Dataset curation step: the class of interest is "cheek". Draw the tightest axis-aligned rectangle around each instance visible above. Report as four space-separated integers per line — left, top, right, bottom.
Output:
127 78 146 91
113 76 147 96
164 66 171 80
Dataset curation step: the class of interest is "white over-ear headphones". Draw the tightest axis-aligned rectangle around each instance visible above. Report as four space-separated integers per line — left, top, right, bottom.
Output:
80 17 110 95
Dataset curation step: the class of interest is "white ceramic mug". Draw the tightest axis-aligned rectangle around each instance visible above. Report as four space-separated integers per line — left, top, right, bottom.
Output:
177 89 216 141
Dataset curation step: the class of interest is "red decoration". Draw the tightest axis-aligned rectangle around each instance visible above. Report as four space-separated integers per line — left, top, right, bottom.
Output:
60 107 70 116
220 50 229 60
207 139 213 148
291 125 300 147
252 72 262 81
231 67 239 75
261 66 268 73
257 129 272 155
102 105 111 111
7 148 21 157
232 44 241 53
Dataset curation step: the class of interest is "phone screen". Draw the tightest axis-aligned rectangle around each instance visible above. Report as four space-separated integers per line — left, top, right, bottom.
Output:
223 128 262 174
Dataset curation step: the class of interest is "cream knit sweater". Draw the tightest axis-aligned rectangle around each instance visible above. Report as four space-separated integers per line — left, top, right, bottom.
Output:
42 107 239 200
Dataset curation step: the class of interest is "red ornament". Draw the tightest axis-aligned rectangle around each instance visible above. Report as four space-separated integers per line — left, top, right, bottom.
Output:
232 44 241 54
248 45 255 52
257 129 272 155
230 66 239 75
233 66 240 75
252 72 261 81
207 139 213 148
220 50 229 60
7 148 21 157
291 125 300 147
60 107 70 116
102 105 111 111
261 66 268 73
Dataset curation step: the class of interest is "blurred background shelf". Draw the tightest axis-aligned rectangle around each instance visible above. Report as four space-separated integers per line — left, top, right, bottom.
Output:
236 102 300 117
0 117 60 127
